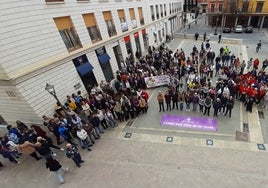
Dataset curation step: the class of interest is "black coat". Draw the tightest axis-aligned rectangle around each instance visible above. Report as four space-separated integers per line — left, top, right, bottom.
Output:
46 159 62 171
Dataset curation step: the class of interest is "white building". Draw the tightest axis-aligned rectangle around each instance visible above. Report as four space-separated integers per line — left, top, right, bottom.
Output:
0 0 183 125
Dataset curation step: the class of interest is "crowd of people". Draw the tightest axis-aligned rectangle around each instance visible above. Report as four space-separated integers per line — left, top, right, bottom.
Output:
1 35 268 184
155 41 268 117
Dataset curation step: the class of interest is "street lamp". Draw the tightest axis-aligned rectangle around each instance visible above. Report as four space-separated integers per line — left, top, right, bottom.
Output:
214 16 219 35
45 83 70 121
214 11 221 35
45 83 60 104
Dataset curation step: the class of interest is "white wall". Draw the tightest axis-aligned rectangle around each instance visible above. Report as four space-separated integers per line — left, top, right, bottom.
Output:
0 0 183 124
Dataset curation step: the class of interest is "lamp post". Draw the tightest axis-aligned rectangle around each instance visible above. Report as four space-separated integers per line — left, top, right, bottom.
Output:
45 83 70 121
214 10 221 35
45 83 60 104
214 16 219 35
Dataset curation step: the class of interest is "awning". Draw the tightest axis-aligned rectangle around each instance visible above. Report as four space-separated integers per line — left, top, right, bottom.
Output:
98 53 111 64
76 62 94 76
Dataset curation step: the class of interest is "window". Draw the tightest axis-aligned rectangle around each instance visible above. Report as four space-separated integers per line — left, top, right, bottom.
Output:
229 2 236 13
83 13 102 43
242 1 249 13
46 0 64 2
88 27 102 43
129 8 137 29
118 9 128 32
256 2 263 13
103 11 117 37
160 4 163 18
138 7 144 25
156 5 159 19
211 4 215 12
54 16 82 51
164 4 167 16
150 6 155 21
106 20 117 37
219 4 223 12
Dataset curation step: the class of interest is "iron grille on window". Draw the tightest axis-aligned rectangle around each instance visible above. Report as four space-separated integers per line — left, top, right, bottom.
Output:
87 26 102 43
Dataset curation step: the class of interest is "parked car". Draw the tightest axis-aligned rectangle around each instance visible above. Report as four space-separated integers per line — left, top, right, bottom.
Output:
245 26 253 33
235 25 243 33
223 27 231 33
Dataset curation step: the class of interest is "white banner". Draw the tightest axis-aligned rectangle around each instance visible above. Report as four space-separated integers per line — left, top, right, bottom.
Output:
144 75 170 88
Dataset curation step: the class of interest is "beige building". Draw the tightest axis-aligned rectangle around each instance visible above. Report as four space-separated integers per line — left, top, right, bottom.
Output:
0 0 183 125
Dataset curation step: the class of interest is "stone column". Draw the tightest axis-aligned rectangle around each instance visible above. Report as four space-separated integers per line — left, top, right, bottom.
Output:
260 16 265 29
247 16 251 26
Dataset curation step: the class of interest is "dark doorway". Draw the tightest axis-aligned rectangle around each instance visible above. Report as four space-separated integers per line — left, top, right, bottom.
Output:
72 54 97 91
113 45 124 70
80 72 98 91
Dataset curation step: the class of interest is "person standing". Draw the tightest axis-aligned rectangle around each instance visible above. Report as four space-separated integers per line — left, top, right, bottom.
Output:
218 34 222 43
164 91 172 111
192 93 199 112
262 59 268 71
261 92 268 110
203 32 207 42
157 91 165 112
36 137 62 159
45 156 69 184
172 90 179 110
213 98 221 117
18 139 42 161
76 128 92 151
185 93 191 112
203 95 212 116
246 96 255 113
89 113 103 138
66 143 84 167
195 32 199 41
0 144 20 165
225 96 235 117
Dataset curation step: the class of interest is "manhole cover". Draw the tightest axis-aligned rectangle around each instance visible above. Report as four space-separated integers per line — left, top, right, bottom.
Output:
124 132 132 138
206 139 213 145
166 137 173 142
257 144 266 150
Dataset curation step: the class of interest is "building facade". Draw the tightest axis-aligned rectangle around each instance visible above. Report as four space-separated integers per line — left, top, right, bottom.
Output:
206 0 268 29
0 0 183 125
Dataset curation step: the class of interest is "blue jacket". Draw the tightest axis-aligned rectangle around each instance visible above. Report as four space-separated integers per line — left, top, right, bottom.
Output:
58 126 68 139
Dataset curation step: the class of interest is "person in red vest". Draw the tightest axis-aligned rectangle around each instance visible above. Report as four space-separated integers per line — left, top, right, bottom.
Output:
239 83 247 102
141 90 149 102
253 58 259 70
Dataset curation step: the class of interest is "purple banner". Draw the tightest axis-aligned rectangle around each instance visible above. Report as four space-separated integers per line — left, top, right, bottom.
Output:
160 114 218 131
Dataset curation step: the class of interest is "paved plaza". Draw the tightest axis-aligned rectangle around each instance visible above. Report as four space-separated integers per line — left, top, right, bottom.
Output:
1 16 268 188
